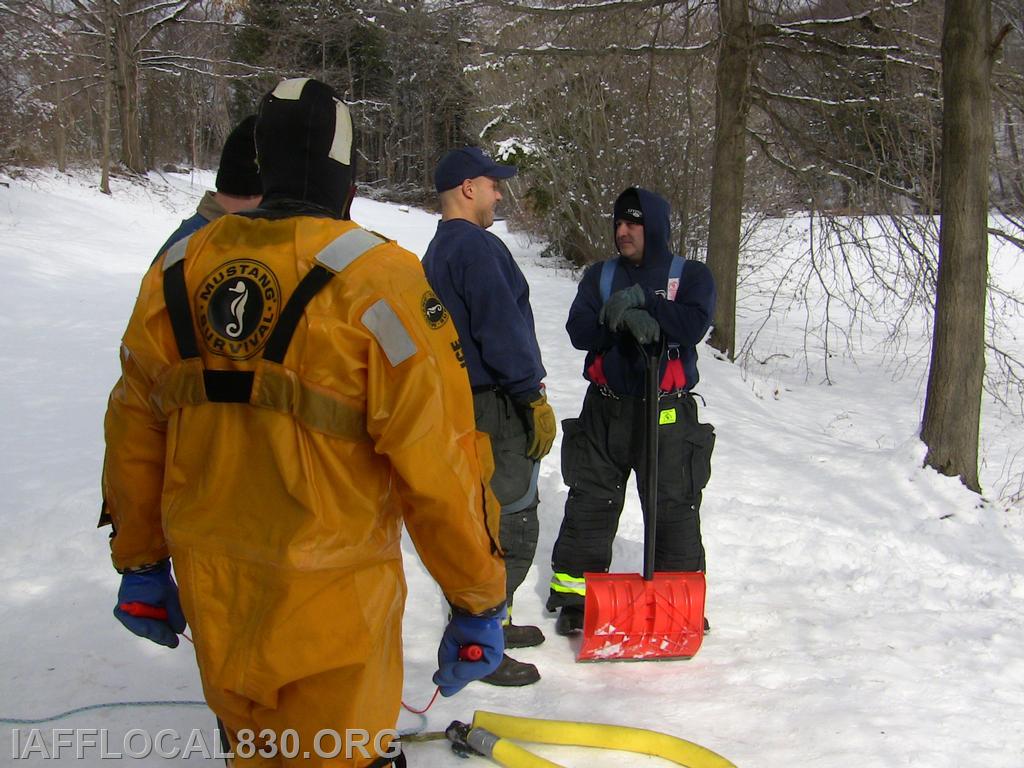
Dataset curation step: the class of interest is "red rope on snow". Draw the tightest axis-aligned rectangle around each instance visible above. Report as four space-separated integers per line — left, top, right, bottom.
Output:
401 687 441 715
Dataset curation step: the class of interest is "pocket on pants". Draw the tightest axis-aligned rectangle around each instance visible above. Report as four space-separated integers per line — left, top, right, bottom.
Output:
561 416 605 492
561 416 615 498
559 418 583 487
687 420 716 497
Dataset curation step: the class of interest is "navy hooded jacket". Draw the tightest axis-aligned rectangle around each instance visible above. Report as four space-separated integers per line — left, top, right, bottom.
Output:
423 218 546 399
566 187 716 396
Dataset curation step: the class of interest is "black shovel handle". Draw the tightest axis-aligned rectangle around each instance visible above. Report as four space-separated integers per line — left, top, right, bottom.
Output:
642 338 666 581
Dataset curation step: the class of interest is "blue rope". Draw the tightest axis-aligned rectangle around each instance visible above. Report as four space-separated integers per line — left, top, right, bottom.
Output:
0 700 208 725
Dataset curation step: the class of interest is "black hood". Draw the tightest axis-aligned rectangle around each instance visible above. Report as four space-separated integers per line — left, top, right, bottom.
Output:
255 78 354 217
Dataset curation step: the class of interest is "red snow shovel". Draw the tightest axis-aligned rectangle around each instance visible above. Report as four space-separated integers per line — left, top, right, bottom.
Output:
577 341 706 661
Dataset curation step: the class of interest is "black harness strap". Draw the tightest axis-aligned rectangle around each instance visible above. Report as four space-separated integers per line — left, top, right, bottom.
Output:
203 370 255 403
164 246 253 403
262 264 335 364
161 226 382 406
163 259 200 360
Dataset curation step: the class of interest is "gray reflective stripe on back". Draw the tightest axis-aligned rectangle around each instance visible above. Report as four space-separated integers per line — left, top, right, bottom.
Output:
361 300 417 367
316 228 385 273
161 235 192 271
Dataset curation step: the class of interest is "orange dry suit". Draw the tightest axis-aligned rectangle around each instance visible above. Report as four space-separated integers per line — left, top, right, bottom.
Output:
101 210 506 766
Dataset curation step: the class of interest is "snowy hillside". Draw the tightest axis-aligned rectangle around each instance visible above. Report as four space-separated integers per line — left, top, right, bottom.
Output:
0 169 1022 767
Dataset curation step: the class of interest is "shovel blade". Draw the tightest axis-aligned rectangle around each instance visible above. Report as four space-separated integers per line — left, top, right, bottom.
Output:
578 571 706 661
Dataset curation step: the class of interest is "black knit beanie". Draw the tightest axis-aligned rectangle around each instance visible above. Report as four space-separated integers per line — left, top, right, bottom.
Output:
215 115 261 196
613 188 644 224
254 78 354 216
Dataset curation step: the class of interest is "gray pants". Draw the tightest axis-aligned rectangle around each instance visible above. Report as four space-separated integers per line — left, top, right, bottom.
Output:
473 389 540 615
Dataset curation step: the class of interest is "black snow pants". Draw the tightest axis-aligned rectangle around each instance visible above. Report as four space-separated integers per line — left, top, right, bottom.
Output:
547 385 715 611
473 388 540 617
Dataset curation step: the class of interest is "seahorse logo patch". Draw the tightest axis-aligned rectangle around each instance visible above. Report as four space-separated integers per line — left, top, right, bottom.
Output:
421 291 449 330
196 259 281 359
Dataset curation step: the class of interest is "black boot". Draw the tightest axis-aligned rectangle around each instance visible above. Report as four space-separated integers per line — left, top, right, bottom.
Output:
481 654 540 686
554 605 584 636
504 622 545 649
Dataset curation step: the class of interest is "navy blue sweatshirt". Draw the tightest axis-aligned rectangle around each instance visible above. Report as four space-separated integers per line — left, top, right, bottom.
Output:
566 188 716 396
423 218 546 399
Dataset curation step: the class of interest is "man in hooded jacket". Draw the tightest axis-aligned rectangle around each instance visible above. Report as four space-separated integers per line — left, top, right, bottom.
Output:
546 187 717 635
101 78 507 767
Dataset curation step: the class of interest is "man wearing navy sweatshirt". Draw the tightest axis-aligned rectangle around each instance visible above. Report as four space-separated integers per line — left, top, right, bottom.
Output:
547 187 717 635
423 147 556 687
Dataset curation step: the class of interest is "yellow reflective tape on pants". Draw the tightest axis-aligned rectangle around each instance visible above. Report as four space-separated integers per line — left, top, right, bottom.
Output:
550 572 586 595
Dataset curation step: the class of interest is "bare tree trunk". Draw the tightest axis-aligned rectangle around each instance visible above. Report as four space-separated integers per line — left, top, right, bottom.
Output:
49 0 67 173
55 76 67 173
100 0 113 195
114 22 144 174
706 0 753 360
1006 104 1024 205
191 114 198 169
920 0 999 493
422 103 430 190
677 81 696 257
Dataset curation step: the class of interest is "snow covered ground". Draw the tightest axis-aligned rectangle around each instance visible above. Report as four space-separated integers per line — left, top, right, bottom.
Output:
0 169 1022 767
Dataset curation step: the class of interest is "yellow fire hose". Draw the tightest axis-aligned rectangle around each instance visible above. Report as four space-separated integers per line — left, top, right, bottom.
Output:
444 710 737 768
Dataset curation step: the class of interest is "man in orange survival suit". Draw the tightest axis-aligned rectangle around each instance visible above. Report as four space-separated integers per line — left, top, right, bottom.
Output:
100 78 507 767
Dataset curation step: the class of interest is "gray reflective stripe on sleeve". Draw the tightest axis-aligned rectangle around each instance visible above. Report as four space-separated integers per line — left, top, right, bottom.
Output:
316 228 386 273
361 299 417 367
161 234 192 271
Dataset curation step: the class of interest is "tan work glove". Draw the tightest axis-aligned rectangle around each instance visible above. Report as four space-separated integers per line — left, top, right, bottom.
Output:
519 391 556 460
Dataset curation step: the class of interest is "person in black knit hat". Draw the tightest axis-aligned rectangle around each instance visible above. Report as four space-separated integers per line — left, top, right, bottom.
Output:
155 115 262 257
547 186 717 636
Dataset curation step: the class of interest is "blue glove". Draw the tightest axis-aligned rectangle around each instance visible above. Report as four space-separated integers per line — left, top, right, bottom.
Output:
599 284 648 331
433 605 506 696
113 560 187 648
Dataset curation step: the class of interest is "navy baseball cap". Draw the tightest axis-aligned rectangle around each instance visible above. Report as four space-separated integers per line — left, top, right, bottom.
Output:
434 146 517 192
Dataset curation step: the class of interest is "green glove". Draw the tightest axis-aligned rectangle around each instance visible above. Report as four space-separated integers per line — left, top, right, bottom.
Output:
520 392 556 460
620 308 660 345
598 284 648 331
